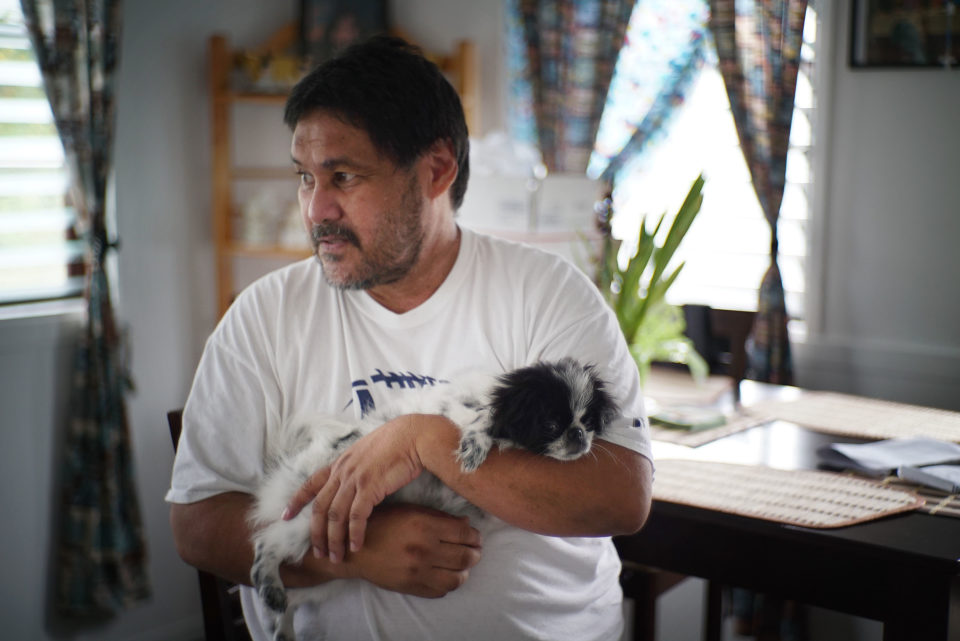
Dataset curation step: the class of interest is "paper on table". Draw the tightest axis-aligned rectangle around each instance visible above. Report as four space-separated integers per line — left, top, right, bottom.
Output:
898 464 960 494
817 436 960 477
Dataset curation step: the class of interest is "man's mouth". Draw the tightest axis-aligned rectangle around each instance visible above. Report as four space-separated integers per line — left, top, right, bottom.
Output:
311 226 359 252
316 236 349 249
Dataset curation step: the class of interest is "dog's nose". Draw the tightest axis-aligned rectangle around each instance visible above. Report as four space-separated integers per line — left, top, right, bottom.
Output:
567 427 586 450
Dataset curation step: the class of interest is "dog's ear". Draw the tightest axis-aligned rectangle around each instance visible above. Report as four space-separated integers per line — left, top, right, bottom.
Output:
584 366 618 435
487 368 543 440
488 364 572 446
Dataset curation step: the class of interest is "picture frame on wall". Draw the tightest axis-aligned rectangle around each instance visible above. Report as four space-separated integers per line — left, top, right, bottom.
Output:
850 0 958 68
300 0 387 68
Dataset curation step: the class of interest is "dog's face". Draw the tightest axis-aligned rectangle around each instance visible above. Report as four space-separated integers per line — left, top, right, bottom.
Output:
487 359 618 460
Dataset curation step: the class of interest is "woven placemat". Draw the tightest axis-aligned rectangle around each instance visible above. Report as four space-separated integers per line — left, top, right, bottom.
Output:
745 391 960 443
879 476 960 519
650 412 772 447
653 459 925 528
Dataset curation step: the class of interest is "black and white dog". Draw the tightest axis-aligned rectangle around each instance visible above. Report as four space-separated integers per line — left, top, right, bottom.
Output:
249 358 618 641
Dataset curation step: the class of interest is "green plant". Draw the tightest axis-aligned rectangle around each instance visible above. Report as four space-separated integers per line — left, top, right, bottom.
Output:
595 173 709 384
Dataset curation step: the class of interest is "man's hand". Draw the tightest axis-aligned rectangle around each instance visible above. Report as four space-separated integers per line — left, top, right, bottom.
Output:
171 493 481 597
284 414 441 564
339 503 482 597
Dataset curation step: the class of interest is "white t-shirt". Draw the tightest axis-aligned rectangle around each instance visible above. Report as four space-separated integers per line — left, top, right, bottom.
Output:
167 227 651 641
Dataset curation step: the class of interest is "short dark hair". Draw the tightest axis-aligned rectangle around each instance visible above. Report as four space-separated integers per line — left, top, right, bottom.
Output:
284 35 470 210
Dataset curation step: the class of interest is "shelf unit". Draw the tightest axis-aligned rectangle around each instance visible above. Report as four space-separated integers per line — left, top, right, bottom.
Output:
208 27 479 317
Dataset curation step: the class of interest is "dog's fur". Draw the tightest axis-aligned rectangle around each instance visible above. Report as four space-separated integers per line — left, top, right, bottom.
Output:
248 358 618 641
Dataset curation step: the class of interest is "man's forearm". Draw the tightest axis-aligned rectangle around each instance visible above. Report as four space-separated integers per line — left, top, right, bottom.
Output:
415 416 653 537
169 492 345 587
170 492 257 585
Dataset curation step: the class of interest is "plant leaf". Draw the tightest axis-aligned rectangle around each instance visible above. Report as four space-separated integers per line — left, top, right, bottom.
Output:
616 216 658 340
649 174 704 290
597 174 709 382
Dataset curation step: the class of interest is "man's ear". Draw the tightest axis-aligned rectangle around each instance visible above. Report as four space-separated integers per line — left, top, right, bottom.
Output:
420 139 459 202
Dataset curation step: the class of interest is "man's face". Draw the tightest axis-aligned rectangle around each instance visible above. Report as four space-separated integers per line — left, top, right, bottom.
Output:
291 110 425 290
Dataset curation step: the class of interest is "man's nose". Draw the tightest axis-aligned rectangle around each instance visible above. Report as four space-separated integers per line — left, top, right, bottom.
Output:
305 185 343 225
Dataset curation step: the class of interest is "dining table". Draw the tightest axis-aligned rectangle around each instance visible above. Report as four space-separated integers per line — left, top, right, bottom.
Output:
616 373 960 641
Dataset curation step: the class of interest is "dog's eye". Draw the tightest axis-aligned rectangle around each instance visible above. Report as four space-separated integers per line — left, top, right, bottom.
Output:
544 420 560 434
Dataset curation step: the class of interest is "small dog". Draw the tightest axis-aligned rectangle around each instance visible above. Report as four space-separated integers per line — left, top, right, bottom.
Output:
249 358 618 641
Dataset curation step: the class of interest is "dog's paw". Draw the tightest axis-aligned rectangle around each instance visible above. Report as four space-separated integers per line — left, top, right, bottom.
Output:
259 582 288 613
252 541 288 613
457 431 493 472
250 557 265 587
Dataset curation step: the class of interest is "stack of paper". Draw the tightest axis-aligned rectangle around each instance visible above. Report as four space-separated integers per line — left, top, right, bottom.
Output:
817 437 960 493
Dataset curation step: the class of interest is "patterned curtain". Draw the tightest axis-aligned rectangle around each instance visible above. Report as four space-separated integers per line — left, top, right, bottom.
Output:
587 0 710 181
20 0 150 617
505 0 635 173
708 0 806 385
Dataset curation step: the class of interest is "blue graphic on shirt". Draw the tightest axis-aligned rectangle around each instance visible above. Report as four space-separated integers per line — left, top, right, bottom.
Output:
348 369 449 417
344 368 643 428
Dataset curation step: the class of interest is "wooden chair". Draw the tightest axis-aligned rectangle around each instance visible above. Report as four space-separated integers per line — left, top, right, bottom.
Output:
620 306 756 641
167 410 252 641
682 304 756 391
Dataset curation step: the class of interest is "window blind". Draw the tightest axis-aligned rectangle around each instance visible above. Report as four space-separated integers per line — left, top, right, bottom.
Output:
0 2 81 305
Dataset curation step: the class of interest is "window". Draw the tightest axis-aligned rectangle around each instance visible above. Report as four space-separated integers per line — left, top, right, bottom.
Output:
0 0 81 306
606 5 818 320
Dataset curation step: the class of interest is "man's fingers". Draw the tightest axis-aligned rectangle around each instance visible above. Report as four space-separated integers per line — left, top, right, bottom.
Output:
308 475 340 560
440 516 483 548
433 540 482 571
347 501 375 555
284 467 332 520
324 483 357 563
433 517 482 571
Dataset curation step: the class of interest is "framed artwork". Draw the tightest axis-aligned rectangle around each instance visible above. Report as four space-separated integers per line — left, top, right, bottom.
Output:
850 0 958 68
299 0 388 68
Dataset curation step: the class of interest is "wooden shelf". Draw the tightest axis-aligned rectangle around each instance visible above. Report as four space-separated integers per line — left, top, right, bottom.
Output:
208 27 480 318
229 92 288 105
224 243 312 260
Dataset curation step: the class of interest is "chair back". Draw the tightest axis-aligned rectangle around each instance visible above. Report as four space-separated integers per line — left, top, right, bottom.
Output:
683 305 756 384
167 409 183 451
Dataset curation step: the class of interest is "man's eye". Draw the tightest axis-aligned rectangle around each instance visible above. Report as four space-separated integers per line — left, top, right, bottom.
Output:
333 172 358 185
296 170 314 187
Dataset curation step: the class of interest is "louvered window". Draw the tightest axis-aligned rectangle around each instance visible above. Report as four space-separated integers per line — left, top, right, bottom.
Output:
0 1 81 306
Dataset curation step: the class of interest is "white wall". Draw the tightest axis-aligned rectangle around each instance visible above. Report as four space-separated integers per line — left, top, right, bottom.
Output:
795 0 960 411
0 311 80 641
1 0 957 639
389 0 506 134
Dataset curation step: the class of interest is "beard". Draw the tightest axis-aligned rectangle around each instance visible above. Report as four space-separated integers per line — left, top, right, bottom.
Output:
310 174 425 290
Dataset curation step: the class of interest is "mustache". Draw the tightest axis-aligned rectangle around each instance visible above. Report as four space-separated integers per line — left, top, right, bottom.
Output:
310 223 361 248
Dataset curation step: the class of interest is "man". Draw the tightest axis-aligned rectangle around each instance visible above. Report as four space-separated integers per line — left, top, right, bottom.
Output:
168 36 653 641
